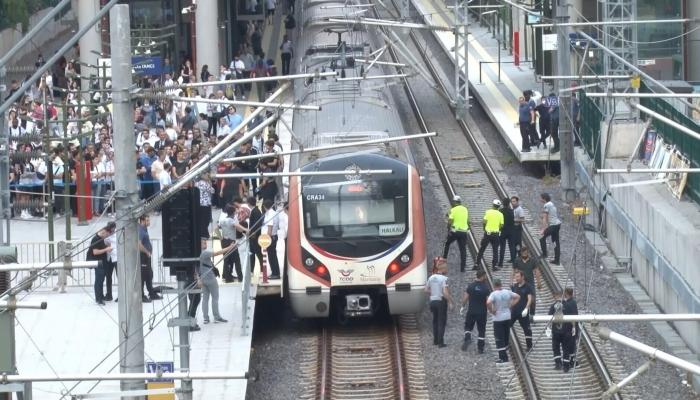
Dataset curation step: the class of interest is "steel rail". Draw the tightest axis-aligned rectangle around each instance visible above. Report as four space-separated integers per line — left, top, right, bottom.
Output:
392 318 407 400
318 327 329 400
406 4 623 399
373 1 537 397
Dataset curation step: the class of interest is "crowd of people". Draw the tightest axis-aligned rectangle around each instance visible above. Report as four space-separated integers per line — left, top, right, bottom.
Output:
3 13 293 221
431 191 575 370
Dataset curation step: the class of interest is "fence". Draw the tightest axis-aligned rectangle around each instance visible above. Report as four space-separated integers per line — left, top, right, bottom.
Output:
639 82 700 204
10 238 177 289
579 90 605 168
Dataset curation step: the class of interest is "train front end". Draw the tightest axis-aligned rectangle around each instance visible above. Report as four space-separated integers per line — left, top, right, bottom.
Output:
287 153 426 319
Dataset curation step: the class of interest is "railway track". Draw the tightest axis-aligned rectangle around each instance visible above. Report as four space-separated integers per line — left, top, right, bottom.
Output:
373 1 640 398
300 316 429 400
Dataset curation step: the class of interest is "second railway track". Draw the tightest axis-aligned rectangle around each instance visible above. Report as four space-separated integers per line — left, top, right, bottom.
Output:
375 0 641 397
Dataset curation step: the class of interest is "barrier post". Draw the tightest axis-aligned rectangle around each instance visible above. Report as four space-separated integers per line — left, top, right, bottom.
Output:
514 31 520 66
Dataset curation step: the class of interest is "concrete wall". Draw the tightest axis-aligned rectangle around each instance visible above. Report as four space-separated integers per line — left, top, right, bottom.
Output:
0 8 76 66
688 0 700 82
576 151 700 356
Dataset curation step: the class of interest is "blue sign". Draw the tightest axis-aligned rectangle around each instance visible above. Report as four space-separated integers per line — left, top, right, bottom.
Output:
146 361 175 382
132 55 163 76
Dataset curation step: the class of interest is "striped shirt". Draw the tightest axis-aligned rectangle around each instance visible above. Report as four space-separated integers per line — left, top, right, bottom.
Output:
195 180 215 206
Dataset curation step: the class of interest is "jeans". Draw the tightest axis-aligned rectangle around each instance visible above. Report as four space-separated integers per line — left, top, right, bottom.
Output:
140 255 156 297
493 319 511 361
94 265 106 302
540 224 561 264
442 230 468 270
281 53 292 75
201 277 221 320
105 260 116 298
519 123 531 150
221 238 235 280
92 181 105 214
430 299 448 345
198 205 212 239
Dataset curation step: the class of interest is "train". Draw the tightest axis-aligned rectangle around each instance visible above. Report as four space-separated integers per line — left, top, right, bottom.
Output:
285 0 427 319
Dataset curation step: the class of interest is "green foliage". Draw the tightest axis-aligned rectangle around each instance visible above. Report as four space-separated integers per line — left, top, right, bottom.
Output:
0 0 60 32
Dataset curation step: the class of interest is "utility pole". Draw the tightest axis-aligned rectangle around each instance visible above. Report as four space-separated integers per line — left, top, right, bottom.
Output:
110 5 145 399
454 0 470 119
555 0 576 201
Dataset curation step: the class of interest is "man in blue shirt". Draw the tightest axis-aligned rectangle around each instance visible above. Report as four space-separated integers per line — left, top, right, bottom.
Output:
138 146 157 200
517 95 535 152
138 214 161 302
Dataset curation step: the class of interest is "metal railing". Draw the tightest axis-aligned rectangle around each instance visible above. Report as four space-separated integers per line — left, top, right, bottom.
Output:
10 238 176 288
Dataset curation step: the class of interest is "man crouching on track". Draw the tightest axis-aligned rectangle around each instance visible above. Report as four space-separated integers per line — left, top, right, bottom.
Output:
426 258 454 348
460 270 491 353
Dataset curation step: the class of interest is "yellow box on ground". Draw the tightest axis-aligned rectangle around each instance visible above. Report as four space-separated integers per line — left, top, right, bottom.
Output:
572 207 591 216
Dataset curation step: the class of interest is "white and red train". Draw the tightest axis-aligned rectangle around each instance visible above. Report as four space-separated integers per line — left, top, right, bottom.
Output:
284 0 427 319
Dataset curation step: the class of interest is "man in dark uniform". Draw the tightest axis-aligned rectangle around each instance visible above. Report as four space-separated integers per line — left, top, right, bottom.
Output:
87 222 115 305
247 196 264 272
138 214 162 302
549 287 578 371
460 270 491 353
513 246 541 316
510 270 534 350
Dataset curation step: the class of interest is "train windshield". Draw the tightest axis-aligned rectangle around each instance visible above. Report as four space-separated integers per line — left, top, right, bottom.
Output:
303 179 408 241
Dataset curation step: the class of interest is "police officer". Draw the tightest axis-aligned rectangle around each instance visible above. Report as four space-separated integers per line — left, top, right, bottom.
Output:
497 197 516 268
547 93 560 154
426 260 454 347
442 195 470 272
476 199 504 270
510 270 534 351
549 287 578 372
460 270 491 353
487 278 520 363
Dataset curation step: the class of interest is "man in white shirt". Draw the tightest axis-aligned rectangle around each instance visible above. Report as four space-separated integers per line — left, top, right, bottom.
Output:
216 116 232 139
262 199 281 279
158 163 172 189
277 202 288 273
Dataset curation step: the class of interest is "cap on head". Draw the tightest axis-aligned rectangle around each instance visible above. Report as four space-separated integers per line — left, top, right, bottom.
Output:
452 195 462 203
493 199 502 207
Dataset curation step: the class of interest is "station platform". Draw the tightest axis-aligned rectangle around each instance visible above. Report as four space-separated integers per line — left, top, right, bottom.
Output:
14 284 254 399
412 0 560 163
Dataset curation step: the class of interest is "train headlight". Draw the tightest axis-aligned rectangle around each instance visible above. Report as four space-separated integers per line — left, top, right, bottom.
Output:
400 254 411 264
304 257 315 267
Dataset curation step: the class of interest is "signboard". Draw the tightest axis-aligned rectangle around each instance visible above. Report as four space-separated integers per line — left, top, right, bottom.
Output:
258 233 272 249
526 11 542 25
97 58 112 78
146 361 175 382
542 34 558 51
133 55 163 76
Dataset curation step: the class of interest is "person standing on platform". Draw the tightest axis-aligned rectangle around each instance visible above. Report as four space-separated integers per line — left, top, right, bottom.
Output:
549 287 578 372
547 93 561 154
534 97 550 149
247 196 264 273
262 199 281 279
426 260 453 348
280 35 293 76
284 13 296 39
517 96 533 152
195 173 216 239
512 246 541 316
460 270 491 353
199 239 233 324
476 199 504 270
105 223 118 302
497 197 516 268
218 204 239 282
510 270 534 351
87 223 114 305
539 192 562 265
524 90 539 148
442 195 470 272
138 215 161 302
265 0 276 25
487 278 520 363
511 196 525 253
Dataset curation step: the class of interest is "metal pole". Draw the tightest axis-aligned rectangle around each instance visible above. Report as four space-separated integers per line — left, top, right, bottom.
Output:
213 169 394 178
0 65 9 245
0 0 72 69
555 0 576 202
603 359 655 398
595 168 700 174
177 278 193 400
110 5 145 399
542 75 631 80
532 313 700 323
43 89 55 260
0 261 99 272
598 326 700 376
635 103 700 141
145 72 337 91
532 18 695 28
587 92 700 98
136 95 320 111
0 371 248 383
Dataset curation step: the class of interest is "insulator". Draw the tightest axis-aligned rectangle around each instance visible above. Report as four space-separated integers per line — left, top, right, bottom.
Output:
12 198 47 211
0 271 8 293
11 151 47 163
